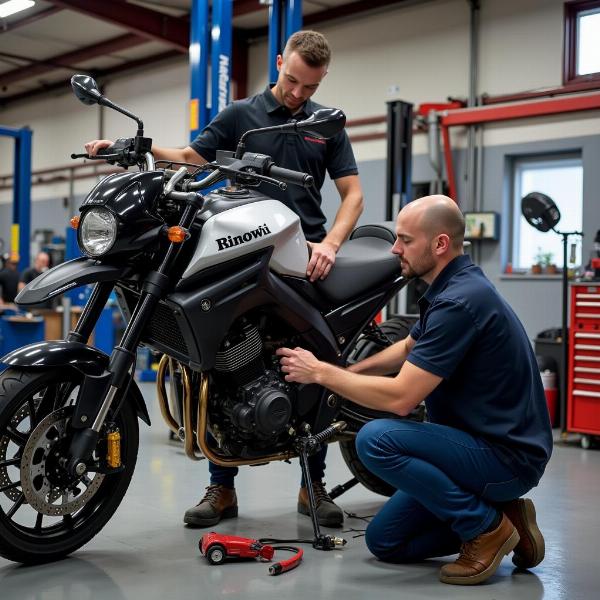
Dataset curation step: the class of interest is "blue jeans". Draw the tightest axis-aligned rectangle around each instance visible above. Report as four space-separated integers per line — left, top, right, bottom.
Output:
356 419 531 563
209 444 328 488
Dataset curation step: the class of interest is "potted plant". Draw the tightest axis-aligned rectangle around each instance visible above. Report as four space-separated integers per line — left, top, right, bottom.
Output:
532 248 556 274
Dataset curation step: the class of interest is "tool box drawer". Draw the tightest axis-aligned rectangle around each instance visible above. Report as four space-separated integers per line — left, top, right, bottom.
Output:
568 285 600 435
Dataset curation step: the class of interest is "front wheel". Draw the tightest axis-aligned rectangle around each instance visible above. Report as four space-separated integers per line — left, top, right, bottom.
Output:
0 367 139 564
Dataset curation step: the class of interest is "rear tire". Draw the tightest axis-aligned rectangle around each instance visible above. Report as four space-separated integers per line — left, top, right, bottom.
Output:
0 367 139 564
339 316 420 497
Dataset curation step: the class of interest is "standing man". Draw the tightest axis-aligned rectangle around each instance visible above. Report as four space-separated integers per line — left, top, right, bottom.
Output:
19 251 53 309
277 195 552 585
0 257 20 305
18 251 50 290
86 30 364 529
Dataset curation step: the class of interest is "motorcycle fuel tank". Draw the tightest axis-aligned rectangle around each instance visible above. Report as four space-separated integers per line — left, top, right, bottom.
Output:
182 198 309 279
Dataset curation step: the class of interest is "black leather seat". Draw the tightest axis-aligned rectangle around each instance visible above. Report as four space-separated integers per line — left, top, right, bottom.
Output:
314 222 400 305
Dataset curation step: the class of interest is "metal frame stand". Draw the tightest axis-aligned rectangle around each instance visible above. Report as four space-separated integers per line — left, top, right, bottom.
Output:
554 228 583 433
294 423 347 550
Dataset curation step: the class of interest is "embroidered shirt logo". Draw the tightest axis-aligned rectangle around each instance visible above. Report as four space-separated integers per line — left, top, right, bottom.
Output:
216 224 272 251
304 136 326 145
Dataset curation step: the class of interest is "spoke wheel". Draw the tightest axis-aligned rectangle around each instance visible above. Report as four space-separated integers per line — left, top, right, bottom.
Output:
0 368 139 564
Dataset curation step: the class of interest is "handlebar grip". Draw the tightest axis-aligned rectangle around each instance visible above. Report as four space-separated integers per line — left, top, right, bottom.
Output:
71 153 90 159
267 165 314 189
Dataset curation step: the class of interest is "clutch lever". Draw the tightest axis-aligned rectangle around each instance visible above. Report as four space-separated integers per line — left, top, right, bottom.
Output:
70 152 121 161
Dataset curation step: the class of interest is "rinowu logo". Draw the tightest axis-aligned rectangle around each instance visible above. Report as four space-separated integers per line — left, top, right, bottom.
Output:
216 224 272 251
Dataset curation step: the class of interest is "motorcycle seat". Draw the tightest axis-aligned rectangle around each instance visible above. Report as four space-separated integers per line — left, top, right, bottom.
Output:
314 235 400 305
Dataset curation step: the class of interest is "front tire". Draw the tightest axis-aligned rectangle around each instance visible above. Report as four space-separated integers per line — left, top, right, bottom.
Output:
0 367 139 564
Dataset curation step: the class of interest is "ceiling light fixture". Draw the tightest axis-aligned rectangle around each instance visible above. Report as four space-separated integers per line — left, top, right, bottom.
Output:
0 0 36 19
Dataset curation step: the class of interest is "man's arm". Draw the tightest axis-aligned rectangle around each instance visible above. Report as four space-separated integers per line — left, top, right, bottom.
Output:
84 140 206 165
150 145 207 164
348 334 416 376
276 346 441 416
306 174 363 281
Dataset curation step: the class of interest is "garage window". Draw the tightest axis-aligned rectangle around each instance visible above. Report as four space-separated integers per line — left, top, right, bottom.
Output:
564 0 600 83
512 155 583 270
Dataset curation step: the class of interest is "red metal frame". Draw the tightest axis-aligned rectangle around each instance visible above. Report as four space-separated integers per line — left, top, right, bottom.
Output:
0 34 148 88
440 92 600 199
49 0 189 50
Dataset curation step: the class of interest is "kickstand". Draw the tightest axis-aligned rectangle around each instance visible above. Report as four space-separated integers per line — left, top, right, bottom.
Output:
294 422 348 551
328 477 359 500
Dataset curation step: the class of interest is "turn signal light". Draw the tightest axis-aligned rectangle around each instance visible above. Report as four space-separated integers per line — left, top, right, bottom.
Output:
168 226 188 243
70 215 80 230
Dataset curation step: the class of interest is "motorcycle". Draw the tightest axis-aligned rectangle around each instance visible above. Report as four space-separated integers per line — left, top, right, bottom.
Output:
0 74 415 564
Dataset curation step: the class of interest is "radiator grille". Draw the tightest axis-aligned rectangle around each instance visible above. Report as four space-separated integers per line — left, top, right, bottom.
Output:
120 288 188 356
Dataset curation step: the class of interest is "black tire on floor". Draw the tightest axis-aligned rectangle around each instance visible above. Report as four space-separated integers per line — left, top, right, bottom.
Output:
0 367 139 564
339 316 419 498
207 543 227 565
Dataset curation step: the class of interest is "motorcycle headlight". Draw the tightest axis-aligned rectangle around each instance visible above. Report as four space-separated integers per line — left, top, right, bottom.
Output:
79 208 118 257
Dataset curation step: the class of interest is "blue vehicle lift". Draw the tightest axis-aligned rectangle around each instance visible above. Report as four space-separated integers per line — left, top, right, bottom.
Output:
189 0 302 138
268 0 303 82
0 125 32 273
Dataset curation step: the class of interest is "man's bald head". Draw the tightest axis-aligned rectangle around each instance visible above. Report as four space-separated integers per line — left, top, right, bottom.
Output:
401 195 465 252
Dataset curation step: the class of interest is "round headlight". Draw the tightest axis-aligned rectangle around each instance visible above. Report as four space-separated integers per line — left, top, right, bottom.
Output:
79 208 117 257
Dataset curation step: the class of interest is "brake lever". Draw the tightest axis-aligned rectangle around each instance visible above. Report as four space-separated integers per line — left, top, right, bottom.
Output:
218 166 287 190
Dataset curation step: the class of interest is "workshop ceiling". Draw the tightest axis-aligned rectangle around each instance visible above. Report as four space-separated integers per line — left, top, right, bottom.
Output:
0 0 413 106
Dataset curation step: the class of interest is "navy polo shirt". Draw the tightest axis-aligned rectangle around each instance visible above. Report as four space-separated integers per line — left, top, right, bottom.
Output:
407 255 553 487
190 85 358 242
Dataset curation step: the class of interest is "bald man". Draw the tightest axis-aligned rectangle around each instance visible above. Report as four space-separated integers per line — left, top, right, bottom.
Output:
277 196 552 585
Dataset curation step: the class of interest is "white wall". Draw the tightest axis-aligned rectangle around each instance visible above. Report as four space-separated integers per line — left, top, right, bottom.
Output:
1 0 598 196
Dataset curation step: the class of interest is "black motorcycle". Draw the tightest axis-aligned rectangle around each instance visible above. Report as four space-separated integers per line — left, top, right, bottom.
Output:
0 75 415 564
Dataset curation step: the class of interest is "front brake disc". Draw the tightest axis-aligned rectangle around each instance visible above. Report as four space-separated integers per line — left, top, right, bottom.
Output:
20 406 105 516
0 402 33 502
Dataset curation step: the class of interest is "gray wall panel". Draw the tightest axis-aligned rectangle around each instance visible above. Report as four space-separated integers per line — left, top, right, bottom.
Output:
321 133 600 340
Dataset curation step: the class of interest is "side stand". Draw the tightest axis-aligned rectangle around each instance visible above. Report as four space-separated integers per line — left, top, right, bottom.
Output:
294 422 347 551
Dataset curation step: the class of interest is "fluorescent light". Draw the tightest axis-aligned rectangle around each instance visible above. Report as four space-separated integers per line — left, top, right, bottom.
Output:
0 0 36 19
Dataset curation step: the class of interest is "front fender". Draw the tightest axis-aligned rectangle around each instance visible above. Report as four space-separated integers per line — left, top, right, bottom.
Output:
15 257 127 306
1 341 151 426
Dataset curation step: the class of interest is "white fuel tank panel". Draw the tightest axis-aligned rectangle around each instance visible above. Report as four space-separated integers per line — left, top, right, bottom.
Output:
181 199 309 279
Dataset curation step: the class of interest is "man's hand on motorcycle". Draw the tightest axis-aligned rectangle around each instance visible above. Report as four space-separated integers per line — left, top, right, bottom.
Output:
276 347 322 384
306 241 336 282
84 139 114 156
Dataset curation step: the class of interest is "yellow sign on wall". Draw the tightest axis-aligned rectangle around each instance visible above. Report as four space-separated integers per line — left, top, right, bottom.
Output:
189 99 199 132
10 224 19 261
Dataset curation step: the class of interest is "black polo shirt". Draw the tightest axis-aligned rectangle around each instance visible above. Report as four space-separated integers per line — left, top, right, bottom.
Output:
190 85 358 242
407 255 553 487
0 267 19 302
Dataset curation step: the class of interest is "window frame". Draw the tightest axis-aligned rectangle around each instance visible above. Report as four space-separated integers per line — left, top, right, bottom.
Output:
511 153 583 270
564 0 600 85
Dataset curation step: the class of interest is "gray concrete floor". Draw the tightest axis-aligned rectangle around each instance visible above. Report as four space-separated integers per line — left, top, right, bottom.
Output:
1 382 599 599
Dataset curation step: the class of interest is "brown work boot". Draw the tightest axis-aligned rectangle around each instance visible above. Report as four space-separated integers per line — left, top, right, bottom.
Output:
183 484 238 528
439 513 519 585
500 498 545 569
297 481 344 528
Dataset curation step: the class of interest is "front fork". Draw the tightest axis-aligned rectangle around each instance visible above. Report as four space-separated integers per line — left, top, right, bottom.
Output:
65 199 201 477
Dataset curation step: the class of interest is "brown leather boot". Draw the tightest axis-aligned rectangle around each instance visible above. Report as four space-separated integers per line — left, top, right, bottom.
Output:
500 498 545 569
297 481 344 528
439 513 520 585
183 484 238 528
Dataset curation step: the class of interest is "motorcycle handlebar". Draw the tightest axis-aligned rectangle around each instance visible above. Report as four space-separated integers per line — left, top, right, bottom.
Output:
266 165 314 189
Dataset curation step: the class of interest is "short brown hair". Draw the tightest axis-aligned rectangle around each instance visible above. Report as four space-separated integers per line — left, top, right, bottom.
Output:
283 30 331 68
